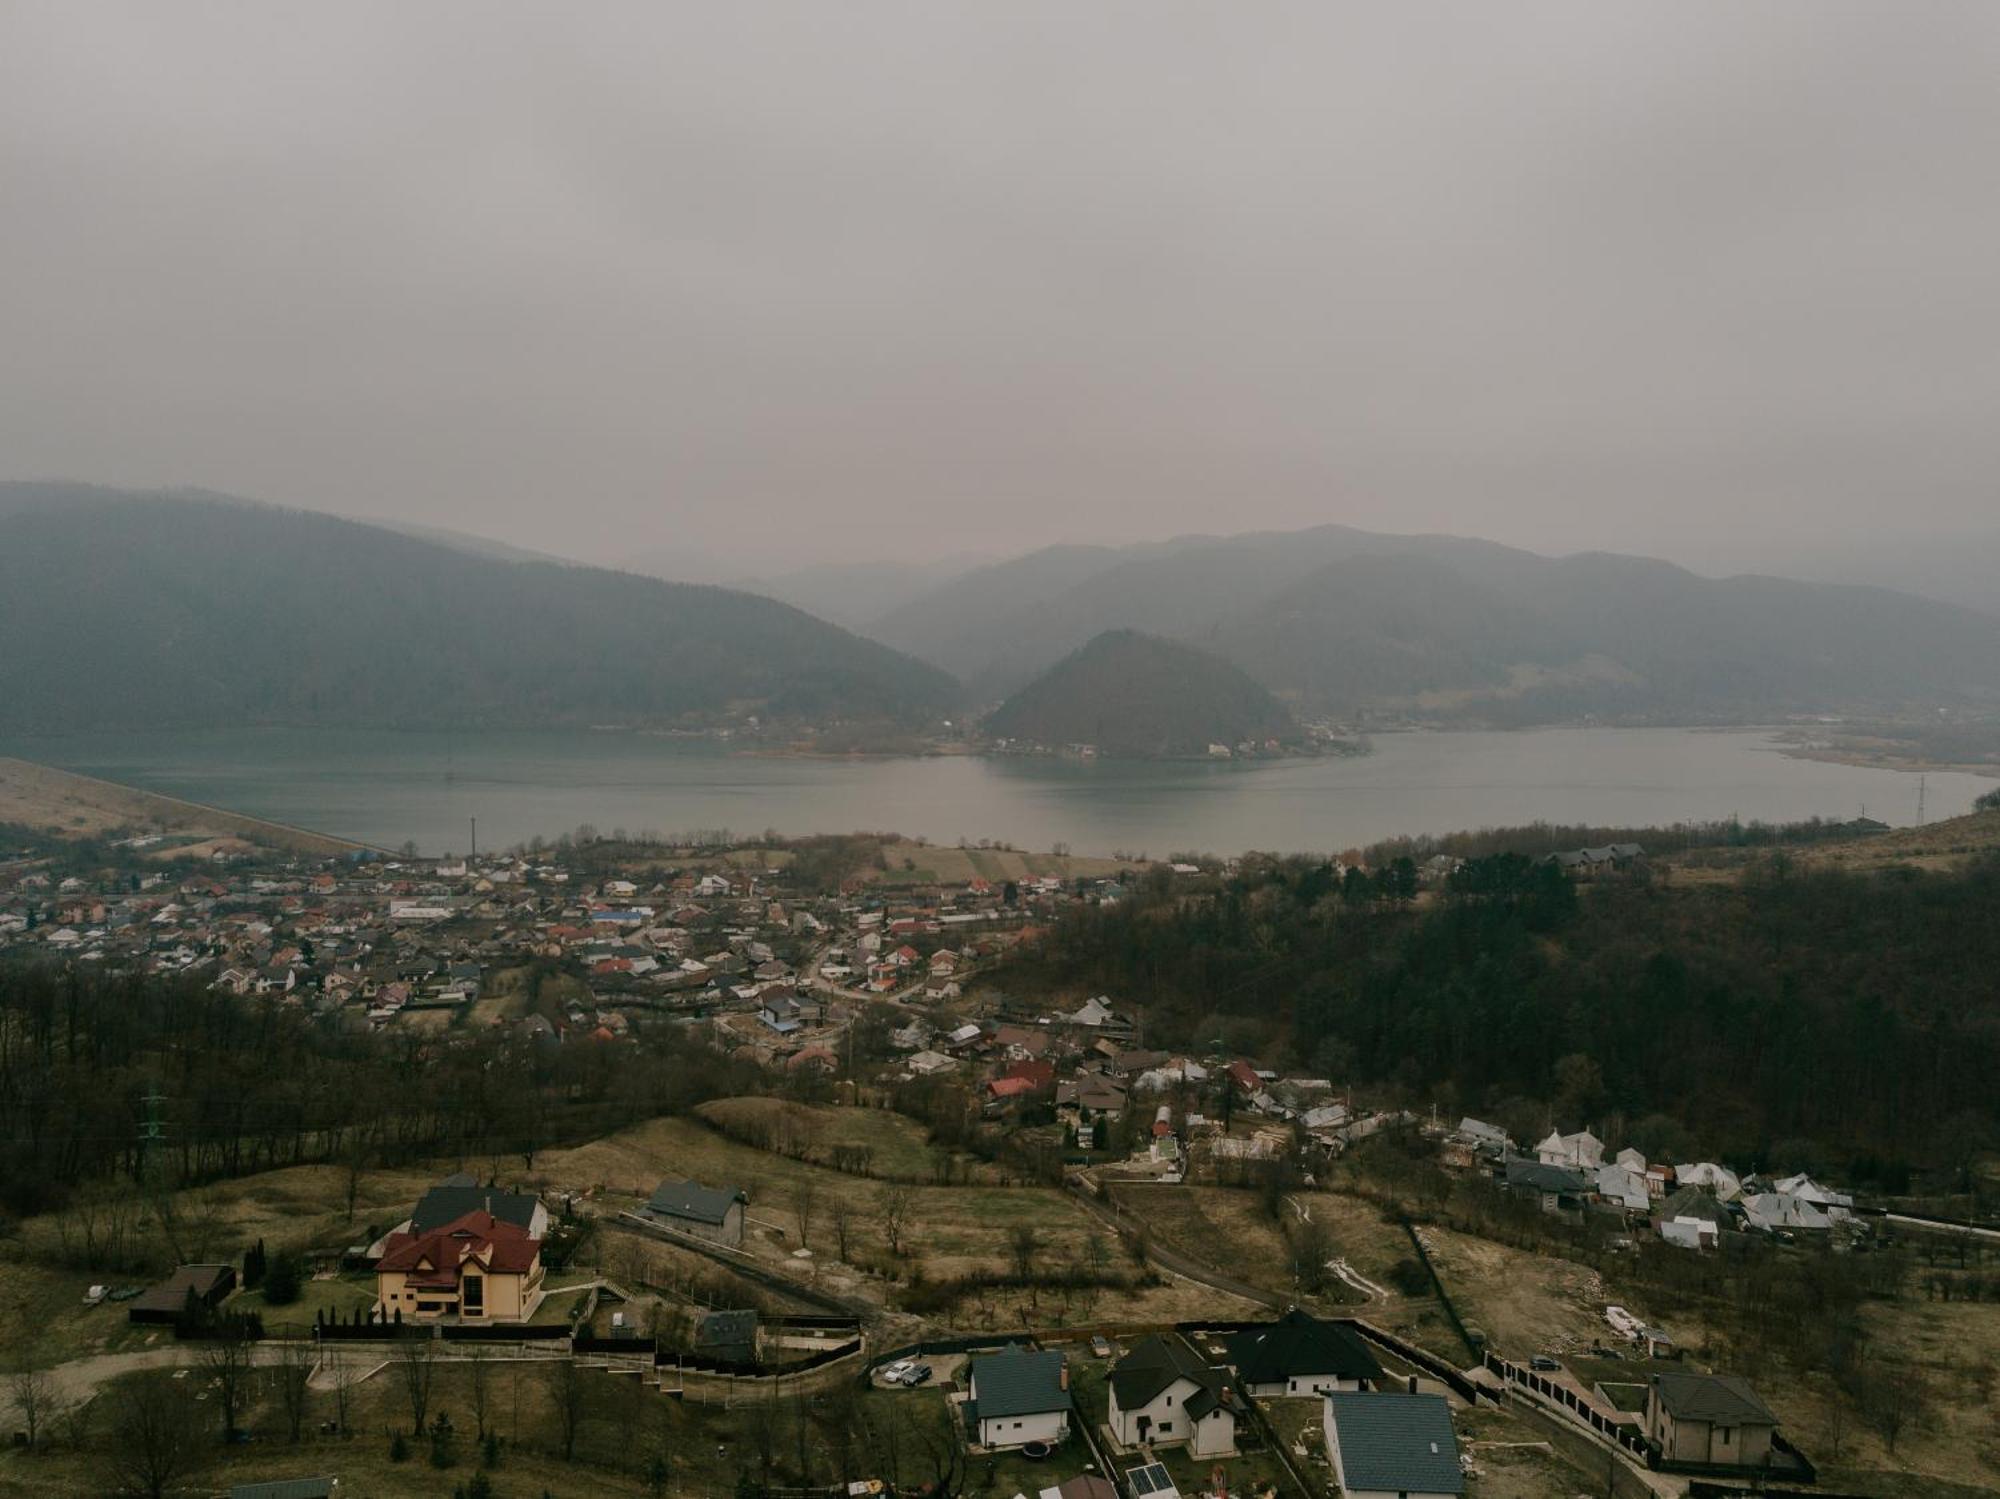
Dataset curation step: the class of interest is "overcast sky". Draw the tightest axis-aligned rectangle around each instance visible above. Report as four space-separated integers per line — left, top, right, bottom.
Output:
4 3 1999 582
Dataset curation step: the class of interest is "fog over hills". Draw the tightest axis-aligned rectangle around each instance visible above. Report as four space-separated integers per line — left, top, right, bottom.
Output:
870 525 2000 723
0 484 957 732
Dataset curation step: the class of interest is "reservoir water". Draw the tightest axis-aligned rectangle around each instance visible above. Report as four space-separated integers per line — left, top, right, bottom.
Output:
1 727 1982 858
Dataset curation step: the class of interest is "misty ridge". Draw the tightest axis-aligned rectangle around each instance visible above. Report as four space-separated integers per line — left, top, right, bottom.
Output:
5 480 2000 740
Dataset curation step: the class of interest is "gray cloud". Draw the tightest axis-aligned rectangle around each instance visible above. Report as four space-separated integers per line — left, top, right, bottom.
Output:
3 2 1998 580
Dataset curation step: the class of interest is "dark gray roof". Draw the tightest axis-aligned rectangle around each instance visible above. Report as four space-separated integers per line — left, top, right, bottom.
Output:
645 1178 746 1226
1228 1310 1383 1385
1110 1333 1234 1417
1655 1185 1732 1225
1326 1391 1465 1495
970 1346 1068 1419
411 1183 541 1235
1649 1371 1776 1426
130 1263 234 1316
1506 1158 1592 1194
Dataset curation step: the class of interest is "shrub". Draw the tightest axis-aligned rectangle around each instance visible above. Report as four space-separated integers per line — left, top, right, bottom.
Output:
262 1251 303 1306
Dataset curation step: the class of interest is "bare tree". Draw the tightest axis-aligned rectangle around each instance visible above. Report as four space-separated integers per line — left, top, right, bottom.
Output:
6 1358 56 1449
325 1345 356 1435
1007 1223 1041 1280
546 1357 587 1461
880 1182 913 1258
274 1338 312 1443
397 1330 437 1433
465 1341 493 1440
104 1371 197 1499
790 1177 819 1249
199 1321 255 1440
830 1199 854 1262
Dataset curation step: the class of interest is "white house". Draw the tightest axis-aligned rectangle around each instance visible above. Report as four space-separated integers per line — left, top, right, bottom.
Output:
966 1348 1070 1450
1536 1129 1604 1169
1323 1391 1466 1499
1107 1334 1238 1458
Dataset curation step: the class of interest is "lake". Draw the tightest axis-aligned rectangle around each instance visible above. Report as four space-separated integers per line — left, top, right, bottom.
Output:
1 726 1983 858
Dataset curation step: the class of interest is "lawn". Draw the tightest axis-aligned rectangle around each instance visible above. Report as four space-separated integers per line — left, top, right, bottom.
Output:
235 1270 378 1337
695 1096 960 1181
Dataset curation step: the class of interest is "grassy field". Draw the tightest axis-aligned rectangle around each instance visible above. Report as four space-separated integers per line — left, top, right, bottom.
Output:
694 1096 966 1182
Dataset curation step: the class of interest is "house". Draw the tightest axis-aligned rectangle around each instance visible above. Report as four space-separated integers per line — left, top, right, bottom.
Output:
1107 1334 1238 1458
410 1175 549 1237
1535 1129 1604 1169
375 1209 545 1322
1035 1477 1117 1499
1644 1371 1778 1471
1594 1163 1653 1213
1322 1391 1466 1499
1674 1161 1741 1200
641 1179 748 1247
129 1263 237 1324
1454 1118 1512 1157
1505 1158 1593 1216
1738 1192 1834 1234
1228 1309 1384 1396
966 1346 1070 1449
906 1049 959 1076
1653 1185 1733 1247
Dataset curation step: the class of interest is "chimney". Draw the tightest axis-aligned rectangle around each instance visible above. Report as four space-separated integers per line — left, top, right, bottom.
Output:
1059 1360 1069 1390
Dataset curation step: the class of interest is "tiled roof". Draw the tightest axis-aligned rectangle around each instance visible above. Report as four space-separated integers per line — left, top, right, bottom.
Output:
378 1209 540 1276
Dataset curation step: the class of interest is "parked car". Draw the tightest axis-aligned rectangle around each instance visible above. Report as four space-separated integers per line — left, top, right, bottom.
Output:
904 1363 933 1386
1090 1335 1112 1358
879 1360 916 1385
1529 1355 1562 1372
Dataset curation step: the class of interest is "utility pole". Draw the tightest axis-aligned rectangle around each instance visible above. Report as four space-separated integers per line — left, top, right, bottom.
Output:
1917 776 1927 826
470 816 477 860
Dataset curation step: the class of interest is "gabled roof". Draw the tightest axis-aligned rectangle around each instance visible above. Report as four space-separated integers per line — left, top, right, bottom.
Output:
1325 1391 1465 1495
1110 1333 1235 1418
411 1182 542 1235
969 1346 1068 1419
378 1209 539 1276
645 1178 747 1226
1228 1309 1383 1385
1506 1157 1591 1194
1649 1371 1776 1426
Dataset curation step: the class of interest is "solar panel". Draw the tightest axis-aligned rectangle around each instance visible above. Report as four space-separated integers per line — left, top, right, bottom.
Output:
1125 1462 1176 1497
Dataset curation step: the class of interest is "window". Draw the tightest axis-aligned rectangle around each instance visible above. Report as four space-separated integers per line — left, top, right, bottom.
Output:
1158 1421 1172 1433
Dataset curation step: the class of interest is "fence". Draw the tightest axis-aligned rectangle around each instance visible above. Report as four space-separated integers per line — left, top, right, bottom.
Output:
1400 1217 1481 1362
1482 1351 1651 1460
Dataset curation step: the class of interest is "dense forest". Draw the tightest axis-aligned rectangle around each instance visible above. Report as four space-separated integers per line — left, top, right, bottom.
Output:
0 484 958 731
0 962 755 1221
1001 849 2000 1184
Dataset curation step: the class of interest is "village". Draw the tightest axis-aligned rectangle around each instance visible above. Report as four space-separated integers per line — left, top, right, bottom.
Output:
0 825 1994 1499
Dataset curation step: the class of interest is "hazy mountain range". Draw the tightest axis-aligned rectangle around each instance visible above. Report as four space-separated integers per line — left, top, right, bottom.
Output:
0 484 955 733
6 482 2000 738
864 526 2000 723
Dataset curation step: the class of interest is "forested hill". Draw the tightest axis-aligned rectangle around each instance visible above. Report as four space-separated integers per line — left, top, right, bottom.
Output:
999 842 2000 1183
984 630 1300 757
868 524 2000 721
0 484 958 731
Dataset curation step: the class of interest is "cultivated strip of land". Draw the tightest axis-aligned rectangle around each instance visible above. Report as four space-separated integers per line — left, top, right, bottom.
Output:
0 756 383 856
